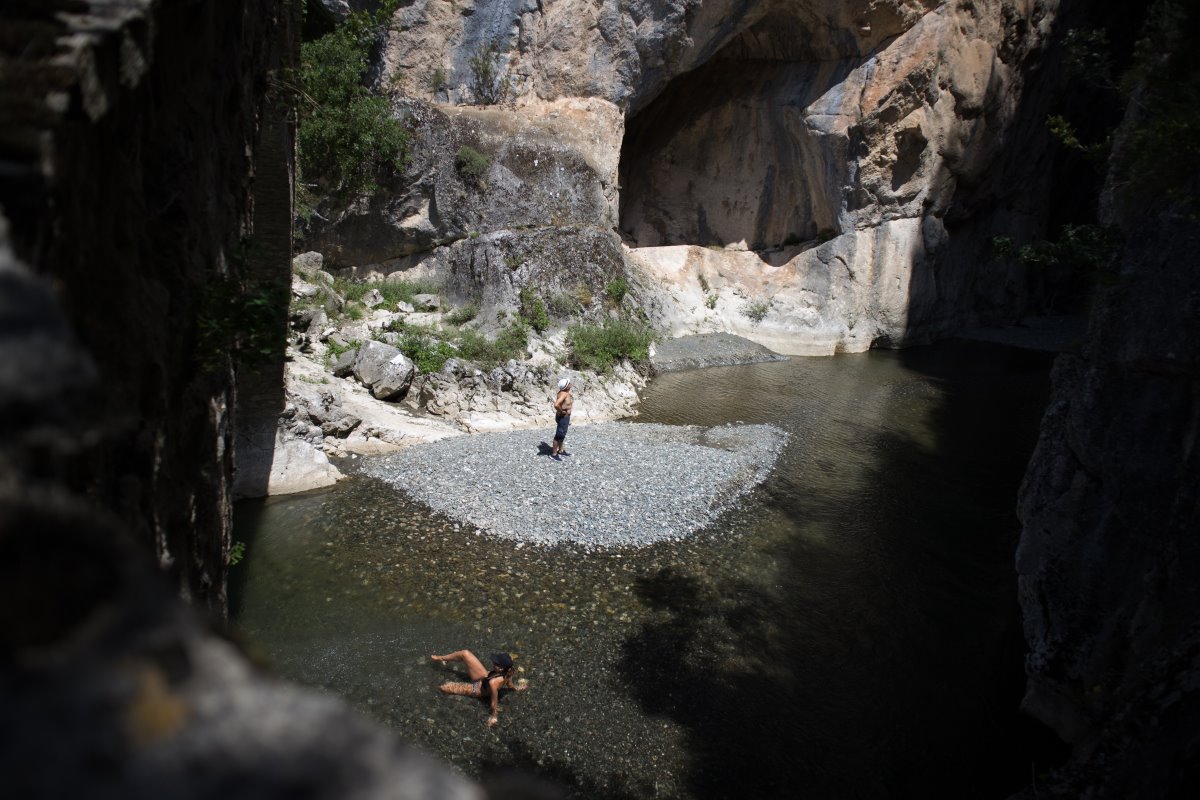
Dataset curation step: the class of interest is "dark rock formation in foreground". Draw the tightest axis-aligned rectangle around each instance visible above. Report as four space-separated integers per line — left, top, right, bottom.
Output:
0 2 475 798
1012 69 1200 800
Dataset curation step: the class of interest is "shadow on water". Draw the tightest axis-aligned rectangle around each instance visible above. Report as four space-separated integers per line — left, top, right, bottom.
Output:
615 341 1067 799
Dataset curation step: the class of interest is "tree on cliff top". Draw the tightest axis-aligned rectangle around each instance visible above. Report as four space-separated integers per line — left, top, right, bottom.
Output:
296 0 407 199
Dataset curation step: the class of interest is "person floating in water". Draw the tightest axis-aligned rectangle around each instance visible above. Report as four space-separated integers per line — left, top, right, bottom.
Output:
550 377 573 460
431 650 528 727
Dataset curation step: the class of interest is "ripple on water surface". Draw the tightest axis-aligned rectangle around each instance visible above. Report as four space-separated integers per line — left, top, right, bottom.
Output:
233 344 1056 799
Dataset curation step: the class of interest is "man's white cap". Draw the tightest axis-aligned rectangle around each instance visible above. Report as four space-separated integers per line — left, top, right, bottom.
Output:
558 377 572 389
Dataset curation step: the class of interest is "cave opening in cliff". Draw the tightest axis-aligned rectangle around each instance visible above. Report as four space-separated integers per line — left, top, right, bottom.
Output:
619 11 859 251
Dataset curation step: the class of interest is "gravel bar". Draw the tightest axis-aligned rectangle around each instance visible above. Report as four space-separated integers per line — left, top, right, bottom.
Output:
356 422 787 548
651 332 789 372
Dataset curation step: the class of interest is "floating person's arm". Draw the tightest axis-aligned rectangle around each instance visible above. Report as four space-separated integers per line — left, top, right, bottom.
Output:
488 679 501 726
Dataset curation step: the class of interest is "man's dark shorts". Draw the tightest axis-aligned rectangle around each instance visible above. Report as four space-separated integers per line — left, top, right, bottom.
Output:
554 413 570 441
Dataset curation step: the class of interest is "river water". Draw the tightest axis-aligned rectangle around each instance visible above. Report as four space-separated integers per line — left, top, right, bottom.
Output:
231 340 1059 799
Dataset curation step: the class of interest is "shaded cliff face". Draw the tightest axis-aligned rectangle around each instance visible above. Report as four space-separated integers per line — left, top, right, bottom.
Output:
316 0 1068 355
1 3 482 797
0 0 294 615
1012 2 1200 788
1013 189 1200 798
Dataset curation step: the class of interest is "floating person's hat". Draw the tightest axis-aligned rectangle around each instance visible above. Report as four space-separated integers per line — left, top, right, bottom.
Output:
558 377 572 389
491 652 514 670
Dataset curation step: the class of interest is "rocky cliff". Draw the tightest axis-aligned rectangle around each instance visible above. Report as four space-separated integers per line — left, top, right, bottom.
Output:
1011 2 1200 793
307 0 1069 354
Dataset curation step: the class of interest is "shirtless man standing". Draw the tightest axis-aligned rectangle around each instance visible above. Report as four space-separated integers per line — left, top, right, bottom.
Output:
551 377 573 460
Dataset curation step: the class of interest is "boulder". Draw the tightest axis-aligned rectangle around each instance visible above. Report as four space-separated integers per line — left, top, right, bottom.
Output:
291 277 321 299
362 288 384 308
353 340 415 400
292 251 324 274
396 300 415 314
412 293 441 311
330 348 358 378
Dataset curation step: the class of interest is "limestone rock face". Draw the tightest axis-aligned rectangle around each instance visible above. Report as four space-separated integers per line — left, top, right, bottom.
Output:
312 0 1068 355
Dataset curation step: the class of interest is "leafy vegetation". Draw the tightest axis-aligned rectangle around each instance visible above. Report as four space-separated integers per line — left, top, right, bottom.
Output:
468 39 512 105
992 224 1122 278
444 303 479 325
455 146 491 181
456 322 529 368
605 277 629 304
1051 1 1199 216
548 292 579 317
396 324 457 374
334 276 441 310
519 287 549 333
295 0 408 199
741 300 770 324
566 321 654 373
697 272 710 292
425 66 448 97
229 541 246 567
706 294 718 309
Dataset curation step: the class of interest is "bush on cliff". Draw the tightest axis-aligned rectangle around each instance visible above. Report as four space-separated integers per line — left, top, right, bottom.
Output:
296 0 408 198
566 321 653 373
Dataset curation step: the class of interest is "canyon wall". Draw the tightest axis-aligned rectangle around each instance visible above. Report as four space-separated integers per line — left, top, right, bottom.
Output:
1011 83 1200 800
308 0 1068 354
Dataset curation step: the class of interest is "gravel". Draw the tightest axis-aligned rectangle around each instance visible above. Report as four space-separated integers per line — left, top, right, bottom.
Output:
356 422 787 548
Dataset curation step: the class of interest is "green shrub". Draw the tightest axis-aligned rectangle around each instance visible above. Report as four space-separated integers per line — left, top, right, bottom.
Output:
742 300 770 324
605 277 629 304
991 224 1121 275
566 320 653 373
697 272 710 292
325 338 361 364
296 0 408 198
399 329 457 374
455 146 491 180
445 303 479 325
706 294 718 309
457 321 528 368
333 277 441 309
496 320 530 358
519 287 549 333
425 66 448 96
468 39 512 105
548 292 579 317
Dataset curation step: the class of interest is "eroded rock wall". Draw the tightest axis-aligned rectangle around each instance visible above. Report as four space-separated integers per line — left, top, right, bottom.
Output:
313 0 1069 355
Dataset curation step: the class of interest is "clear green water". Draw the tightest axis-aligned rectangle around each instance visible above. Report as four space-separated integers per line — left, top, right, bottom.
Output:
231 340 1056 799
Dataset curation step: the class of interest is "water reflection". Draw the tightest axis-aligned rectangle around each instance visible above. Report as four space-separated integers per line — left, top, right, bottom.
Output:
231 341 1057 798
